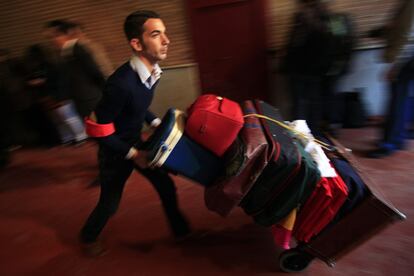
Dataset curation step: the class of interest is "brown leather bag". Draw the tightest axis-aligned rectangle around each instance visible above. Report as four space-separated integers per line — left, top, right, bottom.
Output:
204 100 270 216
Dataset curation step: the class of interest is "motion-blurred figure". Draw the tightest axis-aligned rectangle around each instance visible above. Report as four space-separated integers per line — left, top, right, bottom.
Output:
45 20 106 118
283 0 354 134
368 0 414 158
24 44 62 146
0 49 13 168
69 22 114 79
0 48 34 147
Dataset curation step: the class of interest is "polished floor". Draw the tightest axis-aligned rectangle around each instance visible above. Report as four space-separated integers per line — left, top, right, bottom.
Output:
0 126 412 276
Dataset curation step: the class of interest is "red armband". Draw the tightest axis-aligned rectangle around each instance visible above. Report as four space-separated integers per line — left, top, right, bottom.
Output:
85 117 115 137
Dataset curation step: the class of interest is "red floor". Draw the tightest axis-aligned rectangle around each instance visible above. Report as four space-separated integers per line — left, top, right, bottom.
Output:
0 127 413 275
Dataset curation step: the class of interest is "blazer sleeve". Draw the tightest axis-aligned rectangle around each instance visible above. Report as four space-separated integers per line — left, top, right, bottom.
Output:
383 0 414 64
94 80 132 156
74 43 106 89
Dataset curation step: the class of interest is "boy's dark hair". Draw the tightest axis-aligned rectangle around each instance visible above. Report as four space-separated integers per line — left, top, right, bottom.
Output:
123 10 160 41
46 20 69 34
46 19 77 34
299 0 320 4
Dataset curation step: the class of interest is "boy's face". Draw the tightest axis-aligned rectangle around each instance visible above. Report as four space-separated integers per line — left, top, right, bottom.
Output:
45 28 69 49
135 18 170 64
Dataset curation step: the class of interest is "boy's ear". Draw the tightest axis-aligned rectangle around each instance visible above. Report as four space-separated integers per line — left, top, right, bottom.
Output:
129 38 142 52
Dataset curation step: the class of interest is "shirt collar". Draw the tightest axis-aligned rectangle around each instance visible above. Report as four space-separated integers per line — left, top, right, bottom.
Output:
61 38 79 56
129 55 162 88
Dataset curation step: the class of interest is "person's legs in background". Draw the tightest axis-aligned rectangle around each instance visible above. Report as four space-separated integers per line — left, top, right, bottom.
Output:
322 76 342 136
369 77 412 158
0 133 10 170
307 77 324 132
290 75 308 121
290 75 324 132
403 80 414 139
54 100 88 144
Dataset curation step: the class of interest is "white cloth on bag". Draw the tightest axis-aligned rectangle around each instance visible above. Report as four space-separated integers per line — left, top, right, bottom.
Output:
290 120 337 177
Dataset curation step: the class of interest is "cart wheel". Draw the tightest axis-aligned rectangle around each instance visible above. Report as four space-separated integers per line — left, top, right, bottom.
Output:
279 248 314 273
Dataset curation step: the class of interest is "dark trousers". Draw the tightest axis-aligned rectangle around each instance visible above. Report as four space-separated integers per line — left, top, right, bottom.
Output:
404 95 414 137
289 75 330 131
290 75 339 131
381 59 414 150
80 148 189 243
0 134 10 169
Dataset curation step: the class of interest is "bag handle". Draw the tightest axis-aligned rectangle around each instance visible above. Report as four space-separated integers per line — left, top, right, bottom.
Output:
218 96 238 116
243 113 339 152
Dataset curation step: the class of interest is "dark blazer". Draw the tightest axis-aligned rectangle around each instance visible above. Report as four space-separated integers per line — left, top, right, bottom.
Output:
59 42 106 117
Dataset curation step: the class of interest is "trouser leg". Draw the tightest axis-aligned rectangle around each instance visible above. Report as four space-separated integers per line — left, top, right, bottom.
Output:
135 166 190 237
80 151 133 243
55 100 87 142
382 79 411 149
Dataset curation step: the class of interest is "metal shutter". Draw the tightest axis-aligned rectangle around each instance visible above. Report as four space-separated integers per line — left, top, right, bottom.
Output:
0 0 194 67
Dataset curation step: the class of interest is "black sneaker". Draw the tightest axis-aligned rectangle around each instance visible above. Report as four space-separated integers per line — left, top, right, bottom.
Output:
171 216 192 242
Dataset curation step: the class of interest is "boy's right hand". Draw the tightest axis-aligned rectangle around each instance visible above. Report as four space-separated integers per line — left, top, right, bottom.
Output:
133 150 149 169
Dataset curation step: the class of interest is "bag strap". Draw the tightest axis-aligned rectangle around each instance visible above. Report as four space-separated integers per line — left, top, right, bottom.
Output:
243 114 338 152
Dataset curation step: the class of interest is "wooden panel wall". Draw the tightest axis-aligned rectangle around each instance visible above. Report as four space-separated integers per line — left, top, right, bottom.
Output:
0 0 194 67
0 0 400 67
266 0 400 51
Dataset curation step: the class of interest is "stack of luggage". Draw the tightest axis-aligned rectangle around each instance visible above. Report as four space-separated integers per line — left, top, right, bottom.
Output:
144 94 406 273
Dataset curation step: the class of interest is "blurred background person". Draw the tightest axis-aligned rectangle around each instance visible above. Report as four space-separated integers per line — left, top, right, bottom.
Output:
367 0 414 158
0 48 35 147
0 49 13 168
282 0 354 135
26 29 87 145
45 19 106 118
44 19 110 144
69 21 114 79
23 44 62 146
